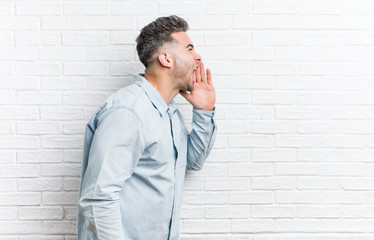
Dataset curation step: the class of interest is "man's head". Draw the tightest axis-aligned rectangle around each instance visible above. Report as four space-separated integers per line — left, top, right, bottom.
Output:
136 15 189 68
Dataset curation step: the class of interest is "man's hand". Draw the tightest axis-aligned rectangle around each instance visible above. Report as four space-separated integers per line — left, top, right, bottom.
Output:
179 62 216 111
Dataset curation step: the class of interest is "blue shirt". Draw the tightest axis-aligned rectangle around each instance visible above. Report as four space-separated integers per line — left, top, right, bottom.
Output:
77 74 217 240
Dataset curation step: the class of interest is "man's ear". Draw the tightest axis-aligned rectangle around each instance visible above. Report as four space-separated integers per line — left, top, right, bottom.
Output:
158 52 173 68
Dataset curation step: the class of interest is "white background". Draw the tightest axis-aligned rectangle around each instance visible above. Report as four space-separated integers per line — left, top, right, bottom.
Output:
1 0 374 239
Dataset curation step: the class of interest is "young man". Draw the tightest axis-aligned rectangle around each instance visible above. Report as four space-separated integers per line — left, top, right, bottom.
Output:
77 15 217 240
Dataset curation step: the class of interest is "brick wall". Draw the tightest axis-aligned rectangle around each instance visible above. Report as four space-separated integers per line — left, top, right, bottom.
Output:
1 0 374 239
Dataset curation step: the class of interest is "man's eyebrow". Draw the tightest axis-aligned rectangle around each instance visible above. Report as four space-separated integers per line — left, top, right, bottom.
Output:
186 44 194 49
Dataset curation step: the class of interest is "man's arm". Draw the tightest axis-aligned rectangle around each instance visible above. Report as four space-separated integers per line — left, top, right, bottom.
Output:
186 107 217 170
78 108 144 240
179 61 217 170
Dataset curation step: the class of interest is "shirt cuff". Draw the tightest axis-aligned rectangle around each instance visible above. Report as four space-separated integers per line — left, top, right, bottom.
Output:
192 107 215 125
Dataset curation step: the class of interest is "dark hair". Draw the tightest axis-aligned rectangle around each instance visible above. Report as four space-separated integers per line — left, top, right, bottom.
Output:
136 15 189 68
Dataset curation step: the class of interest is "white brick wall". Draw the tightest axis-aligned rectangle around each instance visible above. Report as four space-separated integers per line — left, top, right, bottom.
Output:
1 0 374 238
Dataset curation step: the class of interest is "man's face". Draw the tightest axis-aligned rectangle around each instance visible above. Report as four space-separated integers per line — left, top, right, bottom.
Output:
170 31 201 92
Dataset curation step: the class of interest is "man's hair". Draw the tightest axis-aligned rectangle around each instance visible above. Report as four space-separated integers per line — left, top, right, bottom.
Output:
136 15 189 68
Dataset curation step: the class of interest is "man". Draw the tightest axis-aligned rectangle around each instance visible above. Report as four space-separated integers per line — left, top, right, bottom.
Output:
77 15 217 240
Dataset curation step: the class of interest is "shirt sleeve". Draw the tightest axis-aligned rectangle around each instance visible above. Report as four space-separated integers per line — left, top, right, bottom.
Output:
186 107 217 171
78 108 145 240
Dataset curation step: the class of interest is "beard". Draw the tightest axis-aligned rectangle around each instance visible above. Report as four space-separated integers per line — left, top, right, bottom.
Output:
172 58 194 92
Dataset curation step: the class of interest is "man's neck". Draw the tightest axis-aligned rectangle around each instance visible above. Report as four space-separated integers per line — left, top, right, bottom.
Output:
143 72 179 106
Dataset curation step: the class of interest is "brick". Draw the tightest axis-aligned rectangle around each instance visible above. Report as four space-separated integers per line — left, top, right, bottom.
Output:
207 149 250 163
63 150 83 163
253 31 298 46
229 47 273 60
229 135 273 148
42 192 78 205
228 106 274 119
253 0 298 14
276 219 367 232
231 219 275 233
111 1 157 15
15 32 60 46
63 122 86 135
42 221 76 234
0 121 14 134
206 206 249 219
41 77 86 90
17 150 63 163
275 163 319 175
19 207 63 220
0 17 40 30
229 191 274 204
63 206 78 220
253 63 297 76
253 91 296 105
42 17 88 30
188 16 231 30
182 220 229 233
0 151 15 164
63 63 107 76
87 77 132 90
299 0 344 14
0 2 12 16
16 63 60 76
0 179 16 192
275 135 320 148
0 193 40 206
17 91 61 105
110 31 138 45
86 47 132 61
252 177 296 190
0 77 39 89
41 107 86 120
18 178 62 192
40 164 81 176
183 193 227 205
320 164 367 176
16 3 60 16
297 177 341 190
206 32 250 47
109 62 145 76
205 178 249 191
88 17 136 30
228 163 274 177
0 208 17 220
0 47 37 60
216 91 250 104
180 206 204 219
39 47 84 61
62 92 109 106
0 164 39 177
63 177 80 191
252 149 297 162
252 205 294 218
63 32 109 46
63 2 108 16
183 178 203 191
233 16 278 29
0 136 39 149
0 221 42 234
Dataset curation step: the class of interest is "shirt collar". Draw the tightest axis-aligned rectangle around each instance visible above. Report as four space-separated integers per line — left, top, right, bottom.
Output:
133 74 177 117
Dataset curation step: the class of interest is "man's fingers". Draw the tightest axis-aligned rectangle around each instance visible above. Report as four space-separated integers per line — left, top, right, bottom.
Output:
200 62 206 82
206 68 212 85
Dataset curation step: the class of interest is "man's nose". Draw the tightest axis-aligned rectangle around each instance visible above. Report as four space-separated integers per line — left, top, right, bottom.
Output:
195 52 202 62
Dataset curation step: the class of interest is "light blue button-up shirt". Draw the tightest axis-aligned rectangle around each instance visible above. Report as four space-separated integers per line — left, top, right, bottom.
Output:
77 74 217 240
